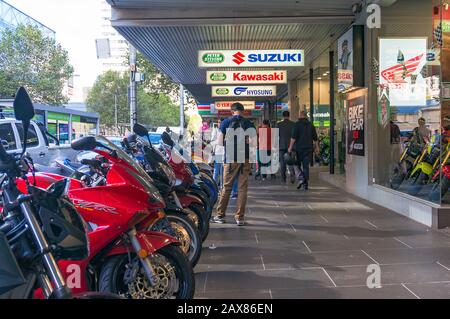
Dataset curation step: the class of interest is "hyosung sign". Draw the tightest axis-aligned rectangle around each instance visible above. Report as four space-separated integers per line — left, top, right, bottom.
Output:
206 70 287 84
199 50 304 67
212 85 276 97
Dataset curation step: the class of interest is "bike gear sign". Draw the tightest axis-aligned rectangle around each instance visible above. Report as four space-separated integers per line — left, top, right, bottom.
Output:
347 95 365 156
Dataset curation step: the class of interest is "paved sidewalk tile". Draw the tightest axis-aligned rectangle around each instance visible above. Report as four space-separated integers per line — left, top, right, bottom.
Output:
196 170 450 299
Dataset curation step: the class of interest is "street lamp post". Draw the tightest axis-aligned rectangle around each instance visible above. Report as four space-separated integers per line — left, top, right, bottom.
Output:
129 44 137 131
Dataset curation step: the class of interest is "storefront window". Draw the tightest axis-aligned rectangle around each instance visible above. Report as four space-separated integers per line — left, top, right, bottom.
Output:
312 51 331 166
375 0 444 204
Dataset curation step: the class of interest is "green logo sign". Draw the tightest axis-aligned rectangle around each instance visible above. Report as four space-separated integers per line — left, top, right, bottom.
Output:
215 88 229 95
202 53 224 64
210 72 227 81
443 21 450 33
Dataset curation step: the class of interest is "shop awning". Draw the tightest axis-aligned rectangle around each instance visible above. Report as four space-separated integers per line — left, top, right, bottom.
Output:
106 0 356 104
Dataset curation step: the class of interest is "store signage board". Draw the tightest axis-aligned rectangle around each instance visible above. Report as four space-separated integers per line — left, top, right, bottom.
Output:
379 38 427 106
337 28 353 92
211 85 276 97
198 50 304 68
347 96 365 156
206 70 287 84
337 25 364 92
215 101 255 110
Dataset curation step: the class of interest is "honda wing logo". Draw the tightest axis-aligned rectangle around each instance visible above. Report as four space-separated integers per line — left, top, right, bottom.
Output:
234 87 248 95
232 52 245 65
380 54 424 83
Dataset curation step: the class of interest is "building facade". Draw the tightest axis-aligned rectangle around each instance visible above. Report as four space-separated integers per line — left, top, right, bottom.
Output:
96 0 128 74
0 0 54 38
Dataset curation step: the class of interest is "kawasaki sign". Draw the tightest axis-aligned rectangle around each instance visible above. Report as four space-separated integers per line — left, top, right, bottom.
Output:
206 70 287 84
212 85 277 97
198 50 304 67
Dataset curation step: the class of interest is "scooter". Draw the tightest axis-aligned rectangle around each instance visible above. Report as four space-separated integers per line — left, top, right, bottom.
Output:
19 135 195 299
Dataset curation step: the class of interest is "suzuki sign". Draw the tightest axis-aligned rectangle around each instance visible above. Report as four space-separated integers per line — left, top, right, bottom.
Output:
212 85 276 97
206 70 287 84
199 50 304 67
215 101 255 110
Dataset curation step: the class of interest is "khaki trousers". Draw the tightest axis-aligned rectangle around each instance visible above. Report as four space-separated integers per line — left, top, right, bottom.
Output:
215 162 252 221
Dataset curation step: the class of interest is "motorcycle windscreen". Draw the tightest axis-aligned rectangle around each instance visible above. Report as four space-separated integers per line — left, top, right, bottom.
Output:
0 233 26 294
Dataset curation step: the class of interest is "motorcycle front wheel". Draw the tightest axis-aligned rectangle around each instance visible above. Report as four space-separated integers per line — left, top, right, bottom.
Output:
188 203 210 242
165 211 202 267
99 245 195 299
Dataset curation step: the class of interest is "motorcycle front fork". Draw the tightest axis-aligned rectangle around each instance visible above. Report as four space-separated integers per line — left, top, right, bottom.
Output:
19 200 72 299
171 191 183 209
128 228 158 286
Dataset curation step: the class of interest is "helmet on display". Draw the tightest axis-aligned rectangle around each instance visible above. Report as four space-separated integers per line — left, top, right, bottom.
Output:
283 152 296 166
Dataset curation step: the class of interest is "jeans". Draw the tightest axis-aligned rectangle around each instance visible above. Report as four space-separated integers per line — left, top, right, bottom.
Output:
215 161 238 194
213 161 223 186
296 149 312 182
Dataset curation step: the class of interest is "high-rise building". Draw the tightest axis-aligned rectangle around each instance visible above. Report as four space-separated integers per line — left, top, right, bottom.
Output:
96 0 128 74
0 0 55 38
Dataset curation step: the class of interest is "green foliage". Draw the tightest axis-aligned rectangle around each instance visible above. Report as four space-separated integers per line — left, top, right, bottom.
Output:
0 24 74 105
85 71 129 127
86 70 179 129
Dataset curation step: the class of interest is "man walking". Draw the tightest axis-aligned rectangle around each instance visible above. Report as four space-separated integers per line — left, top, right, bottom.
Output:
213 103 255 226
277 111 296 183
288 110 318 190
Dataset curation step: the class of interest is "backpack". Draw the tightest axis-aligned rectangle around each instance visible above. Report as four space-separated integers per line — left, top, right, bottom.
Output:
223 116 248 162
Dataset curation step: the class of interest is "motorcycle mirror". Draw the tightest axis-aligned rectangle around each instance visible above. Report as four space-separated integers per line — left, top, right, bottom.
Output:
13 87 35 123
71 136 97 151
133 123 149 137
13 87 35 155
161 131 174 147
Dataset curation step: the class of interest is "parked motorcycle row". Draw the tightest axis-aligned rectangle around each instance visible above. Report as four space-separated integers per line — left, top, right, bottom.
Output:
0 88 218 299
389 132 450 202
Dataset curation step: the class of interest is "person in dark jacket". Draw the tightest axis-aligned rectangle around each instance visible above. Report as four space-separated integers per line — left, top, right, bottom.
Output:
277 111 296 183
288 110 318 190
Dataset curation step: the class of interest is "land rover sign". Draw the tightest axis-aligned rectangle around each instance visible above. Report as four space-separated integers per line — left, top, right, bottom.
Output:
201 53 225 64
209 72 227 82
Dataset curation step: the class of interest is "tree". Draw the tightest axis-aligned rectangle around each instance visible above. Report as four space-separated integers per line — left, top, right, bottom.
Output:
86 70 179 131
0 24 74 105
137 91 179 127
86 71 129 129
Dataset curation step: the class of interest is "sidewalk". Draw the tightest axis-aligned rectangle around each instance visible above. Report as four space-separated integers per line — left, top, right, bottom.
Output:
195 170 450 299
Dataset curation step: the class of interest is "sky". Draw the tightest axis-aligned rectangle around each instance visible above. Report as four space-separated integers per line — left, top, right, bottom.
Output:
6 0 105 93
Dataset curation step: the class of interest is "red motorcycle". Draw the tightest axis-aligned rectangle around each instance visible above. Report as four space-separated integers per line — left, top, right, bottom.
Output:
17 135 195 299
